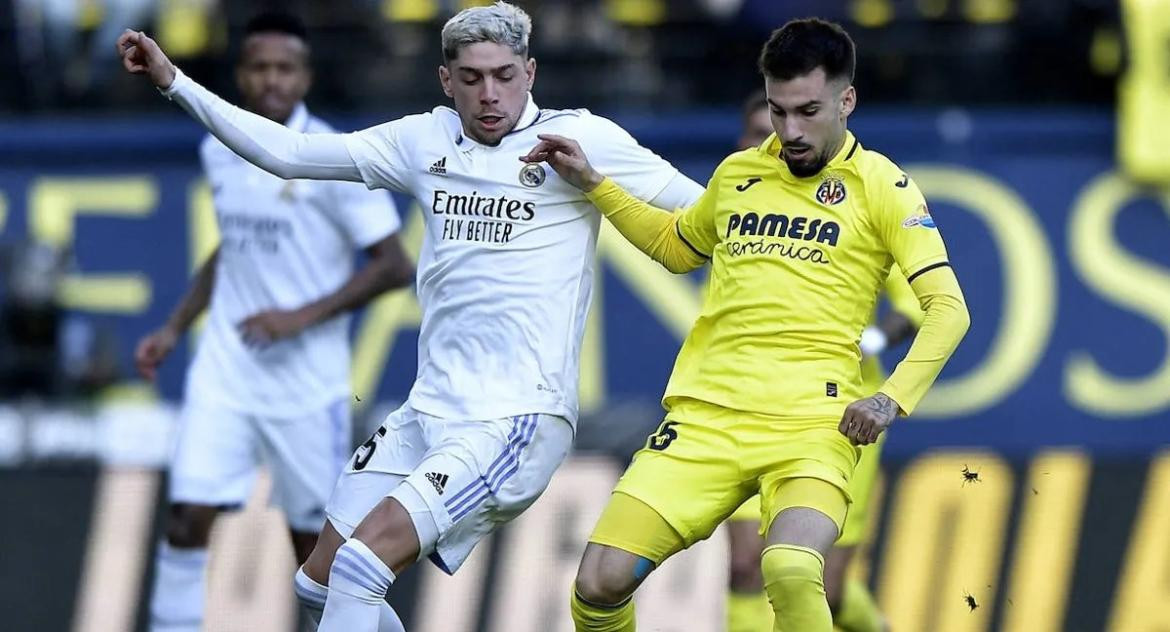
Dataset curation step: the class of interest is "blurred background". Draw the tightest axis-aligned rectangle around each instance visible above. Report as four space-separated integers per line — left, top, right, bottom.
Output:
2 0 1168 631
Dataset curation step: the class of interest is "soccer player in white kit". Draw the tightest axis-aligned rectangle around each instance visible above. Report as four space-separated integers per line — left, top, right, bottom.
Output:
130 13 413 632
118 3 703 630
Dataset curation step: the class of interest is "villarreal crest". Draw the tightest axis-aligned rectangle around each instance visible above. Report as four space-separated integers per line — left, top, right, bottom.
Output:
815 177 847 206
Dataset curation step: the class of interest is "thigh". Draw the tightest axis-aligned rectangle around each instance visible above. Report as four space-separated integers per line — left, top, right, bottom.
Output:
169 400 258 507
325 404 426 538
610 411 752 549
588 490 687 567
756 424 858 536
259 398 352 533
837 433 884 547
404 413 573 575
763 478 849 557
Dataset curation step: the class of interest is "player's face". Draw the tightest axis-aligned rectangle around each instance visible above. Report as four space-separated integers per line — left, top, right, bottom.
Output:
738 106 774 151
765 67 856 178
236 33 311 123
439 42 536 146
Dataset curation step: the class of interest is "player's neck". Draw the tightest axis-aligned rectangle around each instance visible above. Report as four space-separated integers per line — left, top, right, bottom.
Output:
825 131 848 162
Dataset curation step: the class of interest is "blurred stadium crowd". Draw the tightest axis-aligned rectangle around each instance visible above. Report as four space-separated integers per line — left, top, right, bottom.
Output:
1 0 1121 113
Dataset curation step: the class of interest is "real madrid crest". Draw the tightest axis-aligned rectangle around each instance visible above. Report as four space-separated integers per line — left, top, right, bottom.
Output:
815 176 846 206
519 163 547 188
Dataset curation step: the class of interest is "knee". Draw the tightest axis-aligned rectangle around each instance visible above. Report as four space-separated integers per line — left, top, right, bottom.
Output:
761 545 825 600
164 504 218 548
574 553 644 606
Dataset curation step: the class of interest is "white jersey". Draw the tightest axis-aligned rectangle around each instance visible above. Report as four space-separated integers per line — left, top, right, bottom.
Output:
187 104 400 417
344 96 678 425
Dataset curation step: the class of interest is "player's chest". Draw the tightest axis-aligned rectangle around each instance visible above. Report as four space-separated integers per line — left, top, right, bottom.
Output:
209 160 329 215
415 149 588 247
713 172 875 254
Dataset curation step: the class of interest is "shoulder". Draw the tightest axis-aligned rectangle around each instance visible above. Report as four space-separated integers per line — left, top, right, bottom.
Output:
711 147 768 182
198 133 233 168
357 109 447 145
850 143 909 193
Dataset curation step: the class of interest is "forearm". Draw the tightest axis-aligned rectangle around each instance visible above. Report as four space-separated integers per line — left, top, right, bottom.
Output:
164 68 360 181
165 249 217 333
586 178 707 274
299 256 413 327
879 270 971 415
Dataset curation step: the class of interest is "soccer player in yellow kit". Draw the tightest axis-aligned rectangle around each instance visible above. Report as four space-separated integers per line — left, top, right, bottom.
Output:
523 18 969 631
723 91 921 632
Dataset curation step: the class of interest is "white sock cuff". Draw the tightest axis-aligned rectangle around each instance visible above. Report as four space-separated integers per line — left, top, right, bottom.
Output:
158 541 209 563
332 540 395 597
294 566 328 607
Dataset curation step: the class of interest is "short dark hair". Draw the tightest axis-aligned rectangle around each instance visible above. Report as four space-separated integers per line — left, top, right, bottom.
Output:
742 89 769 120
758 18 855 84
244 11 309 45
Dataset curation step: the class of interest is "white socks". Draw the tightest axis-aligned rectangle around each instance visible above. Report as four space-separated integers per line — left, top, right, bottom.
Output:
313 540 406 632
148 542 209 632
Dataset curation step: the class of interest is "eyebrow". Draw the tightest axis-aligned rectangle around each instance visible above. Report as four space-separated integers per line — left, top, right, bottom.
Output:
767 98 821 111
456 63 519 74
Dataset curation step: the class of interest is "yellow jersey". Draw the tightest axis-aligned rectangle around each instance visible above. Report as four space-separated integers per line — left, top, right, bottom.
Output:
664 131 950 418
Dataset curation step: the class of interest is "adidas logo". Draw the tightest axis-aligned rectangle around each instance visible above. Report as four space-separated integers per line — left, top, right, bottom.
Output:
425 471 449 494
429 157 448 175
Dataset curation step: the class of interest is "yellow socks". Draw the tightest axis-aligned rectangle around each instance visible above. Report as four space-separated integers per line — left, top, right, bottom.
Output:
727 589 773 632
833 578 884 632
761 544 832 632
571 584 637 632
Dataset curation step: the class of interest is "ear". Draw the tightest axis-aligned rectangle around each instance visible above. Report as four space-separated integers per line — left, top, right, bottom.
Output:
525 57 537 90
438 64 453 98
840 85 857 120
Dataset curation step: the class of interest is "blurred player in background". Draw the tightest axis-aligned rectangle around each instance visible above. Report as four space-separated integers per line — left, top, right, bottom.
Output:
119 2 703 631
722 91 920 632
525 18 969 631
132 12 412 632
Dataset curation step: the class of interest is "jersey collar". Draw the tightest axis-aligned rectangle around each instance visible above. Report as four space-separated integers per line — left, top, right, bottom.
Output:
456 93 540 152
286 102 311 132
761 130 859 181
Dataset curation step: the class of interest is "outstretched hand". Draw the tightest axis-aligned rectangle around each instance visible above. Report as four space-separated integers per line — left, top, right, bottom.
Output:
116 29 176 89
520 134 605 192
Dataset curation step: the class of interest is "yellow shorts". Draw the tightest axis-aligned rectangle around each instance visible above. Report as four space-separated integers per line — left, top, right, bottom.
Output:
728 432 883 547
591 398 859 560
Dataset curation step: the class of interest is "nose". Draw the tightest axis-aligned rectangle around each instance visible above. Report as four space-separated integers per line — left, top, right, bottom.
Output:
782 117 804 144
262 68 282 90
480 78 500 105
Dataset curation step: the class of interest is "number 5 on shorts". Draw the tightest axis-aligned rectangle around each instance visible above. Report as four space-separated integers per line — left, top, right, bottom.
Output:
353 426 387 470
647 421 680 451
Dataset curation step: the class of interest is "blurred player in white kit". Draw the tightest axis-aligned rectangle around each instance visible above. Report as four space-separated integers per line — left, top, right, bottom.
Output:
132 12 413 632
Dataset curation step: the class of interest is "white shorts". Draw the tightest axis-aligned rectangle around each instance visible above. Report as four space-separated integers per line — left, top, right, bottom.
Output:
325 403 573 574
168 397 351 532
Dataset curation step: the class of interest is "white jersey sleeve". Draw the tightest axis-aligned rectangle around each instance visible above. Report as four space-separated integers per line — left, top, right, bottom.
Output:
578 114 680 202
164 69 360 182
343 115 431 194
326 181 402 248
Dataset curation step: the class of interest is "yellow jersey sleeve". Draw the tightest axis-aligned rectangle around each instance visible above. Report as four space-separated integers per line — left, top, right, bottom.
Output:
875 173 950 281
879 267 970 414
674 168 722 257
585 178 708 274
872 169 969 414
883 265 926 327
